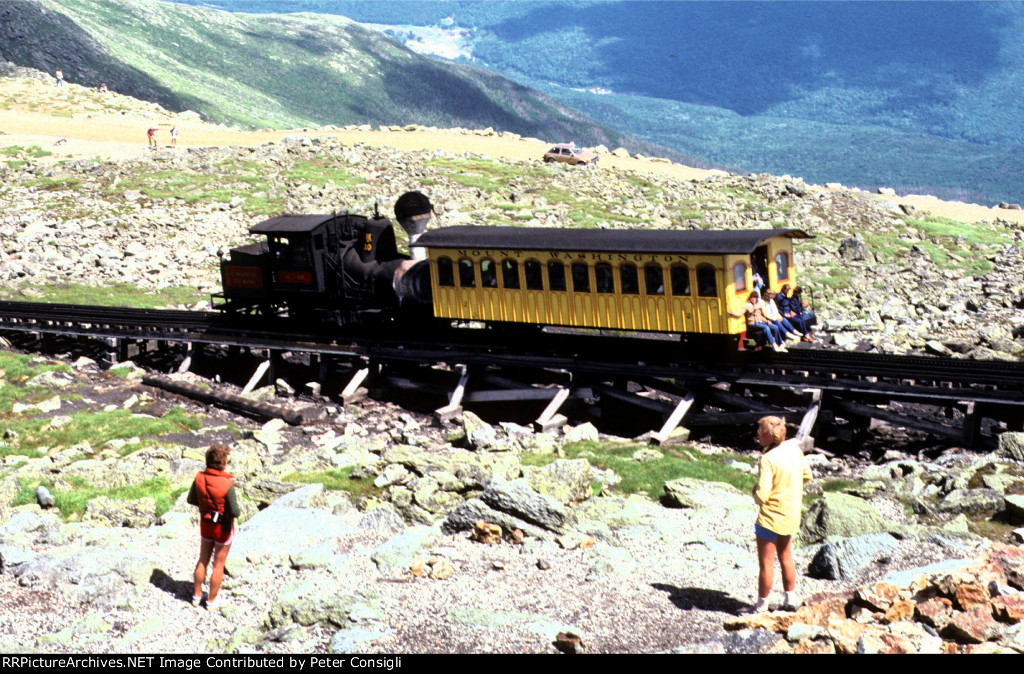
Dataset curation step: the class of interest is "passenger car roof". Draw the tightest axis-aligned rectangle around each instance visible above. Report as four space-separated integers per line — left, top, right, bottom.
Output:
416 226 812 255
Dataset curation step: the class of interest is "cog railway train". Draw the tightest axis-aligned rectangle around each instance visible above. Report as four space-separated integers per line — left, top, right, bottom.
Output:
215 191 811 346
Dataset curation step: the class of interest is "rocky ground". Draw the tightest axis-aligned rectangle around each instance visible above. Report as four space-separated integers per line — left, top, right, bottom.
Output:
3 67 1024 654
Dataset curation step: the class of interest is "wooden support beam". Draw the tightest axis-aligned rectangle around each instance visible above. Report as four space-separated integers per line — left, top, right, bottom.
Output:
593 383 675 415
685 411 808 428
143 374 302 425
177 342 194 374
795 389 822 451
831 398 961 442
702 385 784 414
535 387 571 433
242 359 272 395
341 366 370 404
651 392 695 446
962 401 983 447
464 387 594 403
434 365 469 423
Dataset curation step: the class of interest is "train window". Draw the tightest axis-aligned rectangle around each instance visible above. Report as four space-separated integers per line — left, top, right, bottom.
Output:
595 263 614 293
670 264 690 296
525 260 543 290
733 262 747 292
437 257 455 286
697 265 717 297
458 259 476 288
775 252 790 282
480 259 497 287
502 259 520 289
645 264 665 295
313 234 324 250
571 263 590 293
621 264 639 294
274 236 312 268
547 261 567 291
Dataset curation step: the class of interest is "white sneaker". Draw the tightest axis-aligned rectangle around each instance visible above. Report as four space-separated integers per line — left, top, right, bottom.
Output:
191 593 204 607
750 597 770 614
206 596 226 611
775 343 788 353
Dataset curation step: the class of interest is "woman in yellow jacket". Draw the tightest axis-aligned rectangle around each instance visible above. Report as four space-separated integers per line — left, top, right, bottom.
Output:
751 416 812 613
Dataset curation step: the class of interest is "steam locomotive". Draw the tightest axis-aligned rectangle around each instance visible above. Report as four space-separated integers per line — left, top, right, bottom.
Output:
215 191 435 325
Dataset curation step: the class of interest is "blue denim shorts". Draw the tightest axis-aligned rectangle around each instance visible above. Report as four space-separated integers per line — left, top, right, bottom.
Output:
755 523 778 542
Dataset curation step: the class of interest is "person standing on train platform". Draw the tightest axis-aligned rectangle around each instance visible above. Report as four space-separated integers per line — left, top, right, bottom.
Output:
750 416 812 613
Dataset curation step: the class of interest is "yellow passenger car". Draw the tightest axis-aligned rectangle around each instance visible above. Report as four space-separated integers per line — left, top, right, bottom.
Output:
414 227 811 336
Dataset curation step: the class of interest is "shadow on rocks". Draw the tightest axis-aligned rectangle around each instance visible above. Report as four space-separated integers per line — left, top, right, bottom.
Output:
652 584 749 615
149 568 195 604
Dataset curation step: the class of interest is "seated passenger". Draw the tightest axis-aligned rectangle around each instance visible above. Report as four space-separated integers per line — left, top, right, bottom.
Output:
730 291 786 352
763 288 803 342
792 286 817 337
778 284 813 342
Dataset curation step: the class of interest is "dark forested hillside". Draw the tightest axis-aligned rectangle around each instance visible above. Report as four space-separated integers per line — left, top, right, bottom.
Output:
172 0 1024 205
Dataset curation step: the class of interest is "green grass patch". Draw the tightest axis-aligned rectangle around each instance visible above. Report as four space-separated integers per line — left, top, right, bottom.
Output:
13 476 186 520
282 466 383 501
904 215 1011 246
821 478 860 493
529 441 756 500
0 282 207 307
23 177 82 191
1 406 203 458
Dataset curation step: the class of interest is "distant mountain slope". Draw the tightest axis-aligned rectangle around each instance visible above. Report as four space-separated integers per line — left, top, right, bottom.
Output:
169 1 1024 205
0 0 696 162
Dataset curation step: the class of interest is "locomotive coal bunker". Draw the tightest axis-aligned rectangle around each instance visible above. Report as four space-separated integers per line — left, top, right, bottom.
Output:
215 191 434 324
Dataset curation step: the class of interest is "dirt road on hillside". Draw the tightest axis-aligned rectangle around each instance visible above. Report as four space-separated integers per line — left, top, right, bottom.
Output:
2 88 1021 227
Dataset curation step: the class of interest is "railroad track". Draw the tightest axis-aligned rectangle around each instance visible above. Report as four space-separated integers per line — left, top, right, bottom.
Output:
1 300 1022 389
2 301 1022 447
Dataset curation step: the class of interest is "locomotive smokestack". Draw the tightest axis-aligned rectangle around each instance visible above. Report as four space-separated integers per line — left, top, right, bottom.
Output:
394 191 433 260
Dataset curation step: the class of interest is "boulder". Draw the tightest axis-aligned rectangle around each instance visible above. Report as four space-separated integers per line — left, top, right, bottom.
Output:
522 459 593 503
838 237 872 262
663 477 753 517
798 493 893 545
82 497 157 528
10 544 163 609
808 533 901 580
935 489 1005 515
997 432 1024 462
480 479 572 533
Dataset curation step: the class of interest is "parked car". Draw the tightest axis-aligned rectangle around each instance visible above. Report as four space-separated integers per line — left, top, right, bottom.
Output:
543 143 599 166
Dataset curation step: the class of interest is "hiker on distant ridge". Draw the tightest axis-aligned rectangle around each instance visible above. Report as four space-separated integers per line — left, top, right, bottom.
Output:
170 125 179 147
98 82 108 94
55 69 64 88
147 126 159 149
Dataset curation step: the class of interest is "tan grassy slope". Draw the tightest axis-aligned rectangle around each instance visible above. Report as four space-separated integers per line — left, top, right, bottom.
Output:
2 76 1021 227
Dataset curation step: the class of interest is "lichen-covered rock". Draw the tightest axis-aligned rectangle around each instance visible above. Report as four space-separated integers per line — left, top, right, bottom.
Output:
798 493 894 545
82 496 157 528
522 458 593 504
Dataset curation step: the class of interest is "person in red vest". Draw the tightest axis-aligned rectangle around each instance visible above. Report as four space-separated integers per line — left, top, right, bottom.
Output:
188 443 240 610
